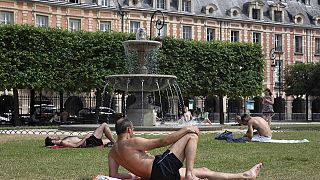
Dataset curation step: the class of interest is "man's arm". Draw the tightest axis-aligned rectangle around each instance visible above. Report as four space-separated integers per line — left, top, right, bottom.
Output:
108 153 140 180
246 122 254 141
132 126 199 151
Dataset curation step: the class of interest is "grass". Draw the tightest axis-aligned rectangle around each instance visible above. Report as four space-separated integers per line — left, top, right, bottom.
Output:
0 130 320 180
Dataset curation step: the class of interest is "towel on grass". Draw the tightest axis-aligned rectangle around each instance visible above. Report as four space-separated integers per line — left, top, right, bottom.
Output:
94 175 121 180
257 139 310 143
47 144 108 148
215 130 310 143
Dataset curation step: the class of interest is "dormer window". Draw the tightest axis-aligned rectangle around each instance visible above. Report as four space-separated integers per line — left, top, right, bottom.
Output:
252 9 260 20
233 10 239 17
69 0 80 4
101 0 109 6
129 0 142 7
248 1 264 20
295 14 304 24
182 0 191 12
270 2 285 22
156 0 165 9
315 17 320 25
133 0 138 5
204 4 218 15
301 0 310 5
229 7 241 18
274 11 282 22
306 0 311 5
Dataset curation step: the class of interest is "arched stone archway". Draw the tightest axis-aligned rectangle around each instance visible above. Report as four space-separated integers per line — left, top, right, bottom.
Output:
251 96 263 113
292 97 305 113
292 97 306 121
312 98 320 121
64 96 84 115
204 96 218 122
204 96 217 112
227 97 243 114
0 95 14 114
273 97 285 120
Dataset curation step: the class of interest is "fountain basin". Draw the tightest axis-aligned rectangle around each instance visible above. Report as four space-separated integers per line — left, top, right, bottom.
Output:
123 40 161 51
106 74 177 92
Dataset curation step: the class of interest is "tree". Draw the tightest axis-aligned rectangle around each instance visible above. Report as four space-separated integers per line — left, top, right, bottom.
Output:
160 38 265 124
284 62 317 121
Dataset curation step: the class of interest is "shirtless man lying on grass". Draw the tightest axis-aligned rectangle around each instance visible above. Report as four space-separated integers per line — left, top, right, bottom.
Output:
45 123 115 148
236 114 272 142
108 117 263 180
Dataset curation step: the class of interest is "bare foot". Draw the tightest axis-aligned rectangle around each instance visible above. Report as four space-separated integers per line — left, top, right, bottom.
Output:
242 163 263 180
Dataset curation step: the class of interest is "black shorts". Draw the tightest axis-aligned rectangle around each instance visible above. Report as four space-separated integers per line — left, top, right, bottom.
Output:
84 135 103 147
150 150 183 180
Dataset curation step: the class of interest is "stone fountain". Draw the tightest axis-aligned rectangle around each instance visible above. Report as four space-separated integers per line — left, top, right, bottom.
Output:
105 28 179 126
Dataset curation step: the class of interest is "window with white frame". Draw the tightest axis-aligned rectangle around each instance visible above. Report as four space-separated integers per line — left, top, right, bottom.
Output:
230 31 239 42
155 24 167 37
182 0 191 12
315 38 320 54
207 28 215 41
0 11 14 24
295 36 303 53
274 60 283 87
274 11 282 22
252 32 261 44
101 0 109 6
274 34 282 52
182 26 192 39
36 15 49 27
157 0 165 9
69 18 81 32
130 21 140 33
252 9 260 20
100 21 111 32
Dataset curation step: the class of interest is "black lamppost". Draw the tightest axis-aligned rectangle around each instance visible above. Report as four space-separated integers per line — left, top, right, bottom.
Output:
269 48 282 121
150 10 165 40
114 0 125 32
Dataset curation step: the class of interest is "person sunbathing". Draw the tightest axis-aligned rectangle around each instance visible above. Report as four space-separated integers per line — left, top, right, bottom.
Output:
236 114 272 142
44 123 115 148
108 117 263 180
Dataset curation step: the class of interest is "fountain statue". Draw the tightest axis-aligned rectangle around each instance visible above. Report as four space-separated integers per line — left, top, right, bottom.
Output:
105 28 182 126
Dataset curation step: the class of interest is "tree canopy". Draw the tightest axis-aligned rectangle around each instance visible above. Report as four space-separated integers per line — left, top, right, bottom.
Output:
284 62 320 96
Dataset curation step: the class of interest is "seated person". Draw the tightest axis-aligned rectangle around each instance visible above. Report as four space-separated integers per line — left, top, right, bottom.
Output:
45 123 115 148
192 111 212 125
236 114 272 142
108 117 263 180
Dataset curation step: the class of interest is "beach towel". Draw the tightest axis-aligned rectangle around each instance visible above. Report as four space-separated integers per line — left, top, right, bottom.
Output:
47 144 110 148
215 131 310 143
47 145 65 149
94 175 121 180
257 139 310 143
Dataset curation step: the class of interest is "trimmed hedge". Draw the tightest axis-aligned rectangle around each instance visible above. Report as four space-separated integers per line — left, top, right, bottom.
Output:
0 24 264 97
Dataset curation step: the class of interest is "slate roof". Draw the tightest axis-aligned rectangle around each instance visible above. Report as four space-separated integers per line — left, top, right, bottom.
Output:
117 0 320 26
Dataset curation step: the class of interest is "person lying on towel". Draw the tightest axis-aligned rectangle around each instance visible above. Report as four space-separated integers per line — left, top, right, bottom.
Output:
108 117 263 180
44 123 115 148
236 114 272 142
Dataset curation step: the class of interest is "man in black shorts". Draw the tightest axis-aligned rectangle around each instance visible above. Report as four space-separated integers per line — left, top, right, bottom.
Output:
108 117 263 180
45 123 115 148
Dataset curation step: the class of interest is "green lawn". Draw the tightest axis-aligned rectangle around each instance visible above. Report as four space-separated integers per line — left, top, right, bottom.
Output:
0 130 319 180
